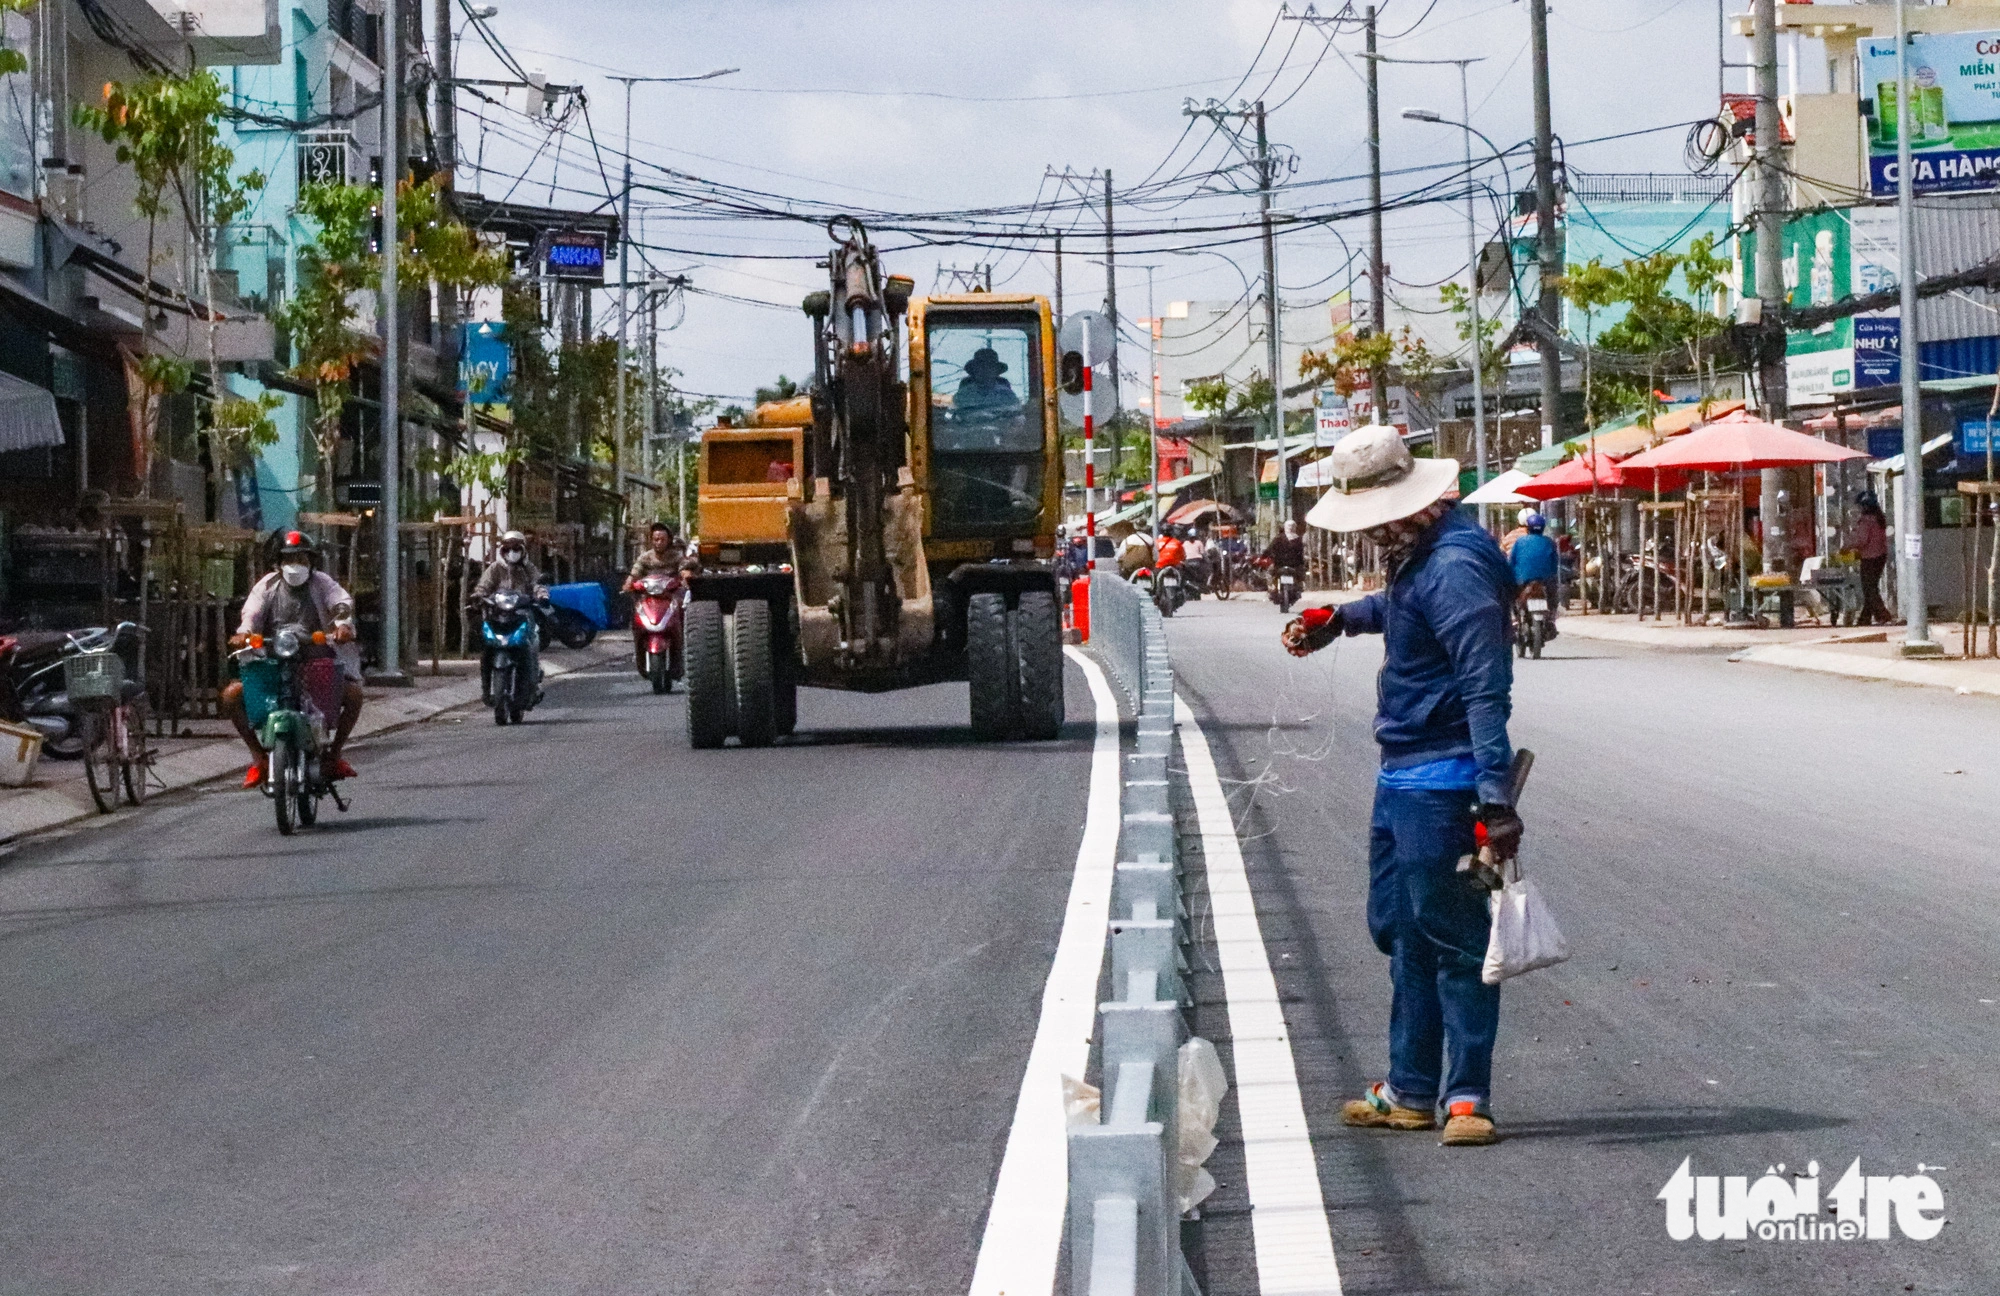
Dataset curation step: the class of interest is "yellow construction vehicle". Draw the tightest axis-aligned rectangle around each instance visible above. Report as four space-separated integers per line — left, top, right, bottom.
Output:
688 218 1065 747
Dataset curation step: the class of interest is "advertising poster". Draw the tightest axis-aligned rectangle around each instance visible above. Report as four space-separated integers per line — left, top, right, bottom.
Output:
1861 31 2000 196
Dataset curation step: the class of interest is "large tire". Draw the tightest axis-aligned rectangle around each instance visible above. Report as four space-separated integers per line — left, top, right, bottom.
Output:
685 600 730 749
1014 591 1065 741
967 592 1016 740
272 737 296 836
732 599 777 748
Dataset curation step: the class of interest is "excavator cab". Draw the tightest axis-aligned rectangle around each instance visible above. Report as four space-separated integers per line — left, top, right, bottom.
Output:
911 301 1057 545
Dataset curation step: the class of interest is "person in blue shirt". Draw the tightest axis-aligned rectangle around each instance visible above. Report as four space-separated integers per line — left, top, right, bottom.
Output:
1508 512 1560 638
1279 425 1519 1148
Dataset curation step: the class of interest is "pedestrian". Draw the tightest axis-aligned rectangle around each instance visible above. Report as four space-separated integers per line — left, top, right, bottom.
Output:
1853 491 1890 625
1279 424 1521 1147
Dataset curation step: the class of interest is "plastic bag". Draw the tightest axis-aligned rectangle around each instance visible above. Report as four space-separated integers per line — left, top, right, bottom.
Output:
1481 860 1570 985
1062 1074 1101 1127
1174 1037 1229 1214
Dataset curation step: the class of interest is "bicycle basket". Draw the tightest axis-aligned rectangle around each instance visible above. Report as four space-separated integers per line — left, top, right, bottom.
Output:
237 657 283 730
63 649 126 702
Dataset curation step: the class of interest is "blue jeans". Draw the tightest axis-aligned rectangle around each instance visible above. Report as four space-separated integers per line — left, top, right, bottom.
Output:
1367 785 1501 1113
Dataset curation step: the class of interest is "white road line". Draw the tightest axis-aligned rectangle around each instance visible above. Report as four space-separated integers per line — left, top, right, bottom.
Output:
1177 694 1344 1296
969 648 1123 1296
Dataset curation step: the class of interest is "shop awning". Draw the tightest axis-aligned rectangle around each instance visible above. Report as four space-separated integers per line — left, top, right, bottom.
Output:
0 368 62 452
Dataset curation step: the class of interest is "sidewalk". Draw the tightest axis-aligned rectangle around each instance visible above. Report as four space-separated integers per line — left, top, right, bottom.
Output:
0 638 627 844
1557 614 2000 698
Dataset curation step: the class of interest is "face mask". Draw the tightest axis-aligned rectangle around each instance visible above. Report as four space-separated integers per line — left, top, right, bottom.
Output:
281 563 311 588
502 549 523 565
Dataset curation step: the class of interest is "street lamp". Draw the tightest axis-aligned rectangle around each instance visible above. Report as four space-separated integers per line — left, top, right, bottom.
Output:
609 67 736 565
1399 65 1507 526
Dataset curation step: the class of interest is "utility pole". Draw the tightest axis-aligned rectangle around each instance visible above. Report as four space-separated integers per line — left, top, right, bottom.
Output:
1102 169 1121 493
1052 228 1063 323
378 0 405 682
1141 264 1162 542
1256 100 1288 525
432 0 456 364
1365 4 1389 420
1752 0 1789 577
614 90 635 566
1894 0 1937 651
1528 0 1563 450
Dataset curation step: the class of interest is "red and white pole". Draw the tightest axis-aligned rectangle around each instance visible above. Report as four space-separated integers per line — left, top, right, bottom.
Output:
1082 317 1096 571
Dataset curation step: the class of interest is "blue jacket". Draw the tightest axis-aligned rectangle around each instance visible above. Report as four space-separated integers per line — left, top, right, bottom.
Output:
1338 510 1517 805
1510 532 1559 587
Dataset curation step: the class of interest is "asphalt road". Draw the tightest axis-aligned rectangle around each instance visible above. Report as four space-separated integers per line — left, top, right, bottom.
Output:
0 655 1096 1295
1171 593 2000 1296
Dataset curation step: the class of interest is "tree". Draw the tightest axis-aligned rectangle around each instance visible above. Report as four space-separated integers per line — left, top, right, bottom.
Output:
753 374 799 405
276 183 377 508
76 71 275 493
1558 236 1732 426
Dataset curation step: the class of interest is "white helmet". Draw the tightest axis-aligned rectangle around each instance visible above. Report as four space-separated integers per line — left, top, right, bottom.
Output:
499 529 527 564
1517 506 1536 528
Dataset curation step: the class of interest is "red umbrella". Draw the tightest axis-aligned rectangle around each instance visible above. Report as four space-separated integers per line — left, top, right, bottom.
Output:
1516 451 1687 501
1620 411 1869 472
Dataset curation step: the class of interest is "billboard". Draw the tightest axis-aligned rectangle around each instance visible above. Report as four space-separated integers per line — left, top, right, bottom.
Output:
1760 206 1900 402
1860 31 2000 196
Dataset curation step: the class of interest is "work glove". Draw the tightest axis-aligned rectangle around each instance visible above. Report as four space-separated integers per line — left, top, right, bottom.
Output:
1281 605 1341 657
1475 803 1524 864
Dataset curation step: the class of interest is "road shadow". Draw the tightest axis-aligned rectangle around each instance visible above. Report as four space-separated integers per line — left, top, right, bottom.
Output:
1505 1104 1851 1146
780 723 1087 750
318 814 484 833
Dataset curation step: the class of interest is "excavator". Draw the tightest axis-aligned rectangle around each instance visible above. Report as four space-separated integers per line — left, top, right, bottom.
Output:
685 218 1066 747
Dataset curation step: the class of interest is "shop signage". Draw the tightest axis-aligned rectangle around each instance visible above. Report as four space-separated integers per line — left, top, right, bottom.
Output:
1861 31 2000 196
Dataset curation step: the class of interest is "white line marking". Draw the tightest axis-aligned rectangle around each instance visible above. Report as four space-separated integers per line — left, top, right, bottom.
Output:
1178 693 1344 1296
969 647 1122 1296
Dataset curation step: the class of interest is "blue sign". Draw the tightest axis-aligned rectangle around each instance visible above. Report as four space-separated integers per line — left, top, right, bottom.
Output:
1868 428 1906 460
458 321 510 404
1960 419 1999 455
544 235 606 281
1854 316 1901 389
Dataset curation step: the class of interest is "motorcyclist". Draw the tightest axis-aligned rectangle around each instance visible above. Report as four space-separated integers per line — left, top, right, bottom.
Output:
473 529 548 706
1156 527 1186 571
1262 520 1306 602
624 522 686 678
222 530 363 787
1509 512 1561 639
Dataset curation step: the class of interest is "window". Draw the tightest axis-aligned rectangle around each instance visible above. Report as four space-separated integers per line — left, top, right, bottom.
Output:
926 318 1044 534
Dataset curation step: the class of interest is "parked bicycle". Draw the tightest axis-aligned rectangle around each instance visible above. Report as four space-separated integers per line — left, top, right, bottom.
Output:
65 630 154 814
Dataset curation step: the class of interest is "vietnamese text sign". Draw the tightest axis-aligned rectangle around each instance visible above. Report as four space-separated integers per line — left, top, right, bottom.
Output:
1861 31 2000 196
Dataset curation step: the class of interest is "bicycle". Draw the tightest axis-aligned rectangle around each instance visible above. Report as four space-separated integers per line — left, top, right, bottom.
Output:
66 645 154 813
1210 548 1237 600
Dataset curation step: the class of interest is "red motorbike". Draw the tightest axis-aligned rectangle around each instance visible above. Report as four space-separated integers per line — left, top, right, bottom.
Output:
634 573 685 694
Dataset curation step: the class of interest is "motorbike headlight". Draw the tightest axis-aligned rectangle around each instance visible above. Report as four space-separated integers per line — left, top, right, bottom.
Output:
274 628 302 659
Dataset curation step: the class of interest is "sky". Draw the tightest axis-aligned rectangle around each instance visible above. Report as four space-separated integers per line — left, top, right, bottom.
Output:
448 0 1751 408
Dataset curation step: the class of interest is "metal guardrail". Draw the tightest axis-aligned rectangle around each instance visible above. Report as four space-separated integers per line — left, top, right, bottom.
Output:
1075 576 1204 1296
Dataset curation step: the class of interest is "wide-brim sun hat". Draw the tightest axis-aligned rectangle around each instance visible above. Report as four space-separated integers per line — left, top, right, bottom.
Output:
1303 424 1460 532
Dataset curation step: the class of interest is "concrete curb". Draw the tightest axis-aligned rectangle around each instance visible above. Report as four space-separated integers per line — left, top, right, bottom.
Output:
0 640 627 845
1734 643 2000 698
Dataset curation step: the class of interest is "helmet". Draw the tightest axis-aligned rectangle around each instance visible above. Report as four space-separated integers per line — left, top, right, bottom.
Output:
499 529 527 564
276 528 314 560
1524 512 1547 533
1856 490 1880 509
1517 506 1536 527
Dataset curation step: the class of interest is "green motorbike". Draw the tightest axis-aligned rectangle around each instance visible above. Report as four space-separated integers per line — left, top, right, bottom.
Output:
235 623 348 835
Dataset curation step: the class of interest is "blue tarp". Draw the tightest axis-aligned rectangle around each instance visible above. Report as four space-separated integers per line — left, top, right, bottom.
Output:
547 581 610 629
